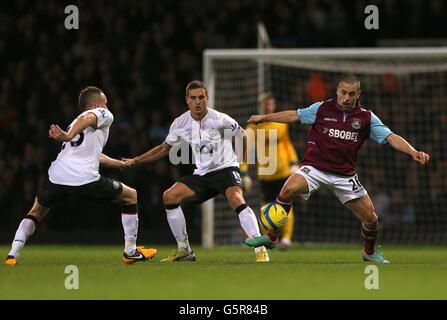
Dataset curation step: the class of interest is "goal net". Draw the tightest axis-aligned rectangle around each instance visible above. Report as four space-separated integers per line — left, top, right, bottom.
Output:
202 48 447 248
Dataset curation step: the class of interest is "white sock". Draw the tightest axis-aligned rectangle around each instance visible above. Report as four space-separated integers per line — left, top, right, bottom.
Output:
238 206 261 239
121 213 138 256
166 206 191 253
8 218 36 258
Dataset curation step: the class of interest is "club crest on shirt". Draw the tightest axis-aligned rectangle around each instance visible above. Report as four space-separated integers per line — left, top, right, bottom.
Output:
208 129 218 136
352 118 361 130
208 128 221 139
300 167 311 174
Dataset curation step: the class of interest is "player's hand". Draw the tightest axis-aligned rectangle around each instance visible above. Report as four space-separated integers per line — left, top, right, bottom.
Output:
242 174 253 192
412 151 430 165
247 115 264 125
49 124 69 142
121 157 137 169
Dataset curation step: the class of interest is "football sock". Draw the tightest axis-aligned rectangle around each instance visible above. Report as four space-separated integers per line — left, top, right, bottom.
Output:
8 215 37 258
165 205 192 253
236 204 261 239
282 207 295 241
122 206 139 256
276 194 292 214
361 223 378 255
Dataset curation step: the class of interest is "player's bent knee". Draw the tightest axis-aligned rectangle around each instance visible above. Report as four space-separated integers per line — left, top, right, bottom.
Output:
118 187 137 205
225 188 245 208
28 206 41 215
280 186 295 201
162 190 170 204
28 202 48 222
128 187 138 203
228 194 245 209
280 174 309 200
163 190 179 205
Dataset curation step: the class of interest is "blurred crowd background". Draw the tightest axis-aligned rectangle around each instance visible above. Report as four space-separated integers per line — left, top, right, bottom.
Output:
0 0 446 243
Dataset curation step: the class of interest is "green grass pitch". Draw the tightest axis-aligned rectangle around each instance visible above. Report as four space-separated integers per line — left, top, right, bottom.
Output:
1 244 446 300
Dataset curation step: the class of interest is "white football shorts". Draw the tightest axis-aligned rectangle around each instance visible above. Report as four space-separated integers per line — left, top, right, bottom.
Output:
295 165 367 204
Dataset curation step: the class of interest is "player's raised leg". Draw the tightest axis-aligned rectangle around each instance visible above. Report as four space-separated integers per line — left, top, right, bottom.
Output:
225 186 269 262
4 197 49 266
344 194 389 264
277 173 309 213
161 182 197 262
246 173 309 248
114 183 157 264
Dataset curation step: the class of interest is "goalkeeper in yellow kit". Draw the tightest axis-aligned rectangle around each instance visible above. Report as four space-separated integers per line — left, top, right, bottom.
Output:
241 92 299 250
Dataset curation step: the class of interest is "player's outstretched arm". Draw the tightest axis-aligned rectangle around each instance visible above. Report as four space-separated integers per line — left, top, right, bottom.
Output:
99 154 127 169
386 133 430 165
132 142 172 166
247 110 299 125
48 112 97 142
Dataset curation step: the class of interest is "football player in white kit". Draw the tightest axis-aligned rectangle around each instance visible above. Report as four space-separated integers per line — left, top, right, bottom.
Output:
4 86 157 266
128 81 275 263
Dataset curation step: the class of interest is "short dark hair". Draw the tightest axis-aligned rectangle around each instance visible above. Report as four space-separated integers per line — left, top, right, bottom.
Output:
338 73 360 88
186 80 208 97
78 86 104 109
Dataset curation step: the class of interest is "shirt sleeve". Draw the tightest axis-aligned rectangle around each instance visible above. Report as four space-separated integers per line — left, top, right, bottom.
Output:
89 108 113 129
297 101 322 124
165 118 181 146
369 112 393 144
222 114 242 137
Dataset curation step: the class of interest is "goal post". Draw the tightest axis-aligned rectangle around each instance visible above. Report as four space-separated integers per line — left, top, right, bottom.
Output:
202 47 447 248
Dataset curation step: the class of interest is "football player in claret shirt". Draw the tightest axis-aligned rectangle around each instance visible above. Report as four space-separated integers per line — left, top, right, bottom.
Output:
246 74 430 263
241 92 299 250
4 86 157 266
127 80 270 263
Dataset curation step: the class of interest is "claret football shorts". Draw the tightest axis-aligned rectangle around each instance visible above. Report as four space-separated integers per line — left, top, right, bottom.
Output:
294 165 367 204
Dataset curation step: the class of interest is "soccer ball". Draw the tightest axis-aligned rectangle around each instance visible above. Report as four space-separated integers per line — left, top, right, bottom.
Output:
258 202 288 232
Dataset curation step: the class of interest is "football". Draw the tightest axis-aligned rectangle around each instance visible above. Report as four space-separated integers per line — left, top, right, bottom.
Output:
258 202 288 232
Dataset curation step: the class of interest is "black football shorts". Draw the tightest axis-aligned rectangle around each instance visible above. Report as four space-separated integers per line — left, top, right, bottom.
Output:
37 175 123 208
179 166 244 204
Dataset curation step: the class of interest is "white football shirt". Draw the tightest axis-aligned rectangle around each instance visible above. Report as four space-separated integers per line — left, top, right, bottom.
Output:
165 108 241 175
48 107 113 186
